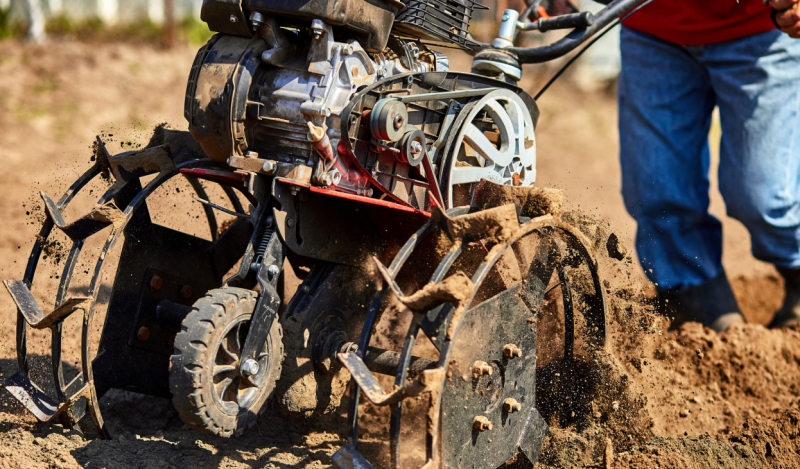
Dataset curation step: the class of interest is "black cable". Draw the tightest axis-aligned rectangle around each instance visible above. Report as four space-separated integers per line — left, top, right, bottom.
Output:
533 0 654 100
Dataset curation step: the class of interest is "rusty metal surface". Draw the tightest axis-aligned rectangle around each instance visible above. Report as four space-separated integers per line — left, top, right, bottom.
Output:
3 280 88 330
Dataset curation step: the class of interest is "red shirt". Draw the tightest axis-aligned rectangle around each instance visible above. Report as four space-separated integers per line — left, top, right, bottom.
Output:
623 0 775 46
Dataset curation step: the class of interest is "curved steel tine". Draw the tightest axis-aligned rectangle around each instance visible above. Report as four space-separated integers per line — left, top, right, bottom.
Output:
185 175 219 241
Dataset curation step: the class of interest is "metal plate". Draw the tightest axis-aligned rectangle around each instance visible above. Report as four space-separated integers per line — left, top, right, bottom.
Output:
440 283 540 469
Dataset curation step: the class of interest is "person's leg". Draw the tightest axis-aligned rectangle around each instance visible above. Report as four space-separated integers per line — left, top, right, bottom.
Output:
619 27 742 330
706 30 800 327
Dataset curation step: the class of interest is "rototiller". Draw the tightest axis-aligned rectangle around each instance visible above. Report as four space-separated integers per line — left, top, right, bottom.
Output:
3 0 647 467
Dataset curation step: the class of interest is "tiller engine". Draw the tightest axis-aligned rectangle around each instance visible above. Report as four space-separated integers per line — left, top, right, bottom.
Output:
3 0 647 467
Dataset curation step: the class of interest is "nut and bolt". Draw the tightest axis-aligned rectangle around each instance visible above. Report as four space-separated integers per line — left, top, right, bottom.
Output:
262 160 276 174
250 11 264 29
504 398 522 413
311 19 325 39
410 140 423 156
503 344 523 359
229 15 239 23
473 416 493 432
242 359 260 377
267 265 280 277
181 285 193 299
137 327 150 342
150 276 163 291
472 361 493 378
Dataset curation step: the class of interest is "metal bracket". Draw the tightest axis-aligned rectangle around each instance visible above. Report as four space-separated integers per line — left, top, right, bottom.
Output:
237 229 285 373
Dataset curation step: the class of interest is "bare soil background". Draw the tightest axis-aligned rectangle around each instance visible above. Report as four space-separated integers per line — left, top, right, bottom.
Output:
0 39 797 468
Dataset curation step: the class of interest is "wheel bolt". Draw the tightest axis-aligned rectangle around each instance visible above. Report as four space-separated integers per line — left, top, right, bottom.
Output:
503 344 522 359
504 398 522 413
473 415 493 432
472 361 493 378
150 276 162 291
242 359 259 377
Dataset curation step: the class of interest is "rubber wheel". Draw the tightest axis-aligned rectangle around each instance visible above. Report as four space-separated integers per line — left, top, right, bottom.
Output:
170 287 283 437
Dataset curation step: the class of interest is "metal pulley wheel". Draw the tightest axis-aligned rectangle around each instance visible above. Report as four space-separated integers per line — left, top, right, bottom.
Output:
440 89 537 208
370 99 408 142
398 129 427 166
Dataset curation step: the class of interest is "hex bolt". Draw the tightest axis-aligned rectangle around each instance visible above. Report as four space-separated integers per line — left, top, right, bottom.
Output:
503 344 523 359
242 359 259 377
137 327 150 342
267 265 280 277
262 160 276 174
181 285 193 299
473 416 493 432
504 398 522 413
410 140 423 155
150 276 163 291
311 19 325 39
472 361 493 378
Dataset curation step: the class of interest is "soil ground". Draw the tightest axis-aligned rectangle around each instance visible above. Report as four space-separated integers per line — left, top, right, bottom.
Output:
0 39 797 469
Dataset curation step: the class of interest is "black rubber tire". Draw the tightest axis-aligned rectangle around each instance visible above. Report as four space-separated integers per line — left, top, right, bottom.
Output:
170 287 283 437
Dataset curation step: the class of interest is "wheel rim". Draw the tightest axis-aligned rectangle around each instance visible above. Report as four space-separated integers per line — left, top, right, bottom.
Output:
212 315 272 414
441 89 537 208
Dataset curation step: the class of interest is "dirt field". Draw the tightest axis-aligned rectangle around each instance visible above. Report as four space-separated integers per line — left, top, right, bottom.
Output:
0 39 798 469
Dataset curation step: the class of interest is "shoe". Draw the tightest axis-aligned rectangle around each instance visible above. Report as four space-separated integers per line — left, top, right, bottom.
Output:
657 272 744 333
769 267 800 329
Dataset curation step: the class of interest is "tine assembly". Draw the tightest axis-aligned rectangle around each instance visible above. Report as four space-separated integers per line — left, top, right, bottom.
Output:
4 369 90 422
40 192 124 241
4 280 89 329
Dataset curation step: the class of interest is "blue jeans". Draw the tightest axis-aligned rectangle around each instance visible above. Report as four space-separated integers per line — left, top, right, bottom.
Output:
619 27 800 291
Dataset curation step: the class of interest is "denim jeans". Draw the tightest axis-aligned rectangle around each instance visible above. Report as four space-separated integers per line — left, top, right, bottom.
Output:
619 26 800 291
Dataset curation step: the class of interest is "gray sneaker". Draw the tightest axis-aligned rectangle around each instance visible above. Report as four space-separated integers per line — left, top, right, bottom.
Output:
769 267 800 329
657 272 745 333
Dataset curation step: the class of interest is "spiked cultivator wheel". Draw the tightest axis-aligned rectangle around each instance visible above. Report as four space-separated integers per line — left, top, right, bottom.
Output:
3 130 255 436
333 191 608 469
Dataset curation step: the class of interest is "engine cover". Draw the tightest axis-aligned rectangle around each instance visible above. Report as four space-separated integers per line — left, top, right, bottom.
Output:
185 25 383 194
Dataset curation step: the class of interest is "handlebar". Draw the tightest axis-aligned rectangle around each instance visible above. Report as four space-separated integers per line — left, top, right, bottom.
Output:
482 0 650 64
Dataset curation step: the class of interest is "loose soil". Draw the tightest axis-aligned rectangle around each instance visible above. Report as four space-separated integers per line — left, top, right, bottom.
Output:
0 39 798 469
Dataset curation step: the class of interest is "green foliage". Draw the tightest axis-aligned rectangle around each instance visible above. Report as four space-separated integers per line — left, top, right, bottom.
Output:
0 5 25 40
41 13 214 46
180 16 214 46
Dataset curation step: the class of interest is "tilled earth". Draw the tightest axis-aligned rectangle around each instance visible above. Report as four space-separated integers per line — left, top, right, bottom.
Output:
1 40 799 469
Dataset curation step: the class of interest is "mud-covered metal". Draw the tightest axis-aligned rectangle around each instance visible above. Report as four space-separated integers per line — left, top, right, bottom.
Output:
341 202 609 468
3 129 255 438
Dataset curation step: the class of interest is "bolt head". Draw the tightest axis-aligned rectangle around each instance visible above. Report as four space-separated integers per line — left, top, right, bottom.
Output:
473 415 493 432
472 361 493 378
137 327 150 342
267 264 280 277
150 276 163 291
180 285 193 299
504 398 522 413
502 13 510 21
229 15 238 23
242 359 259 377
503 344 522 359
410 140 423 155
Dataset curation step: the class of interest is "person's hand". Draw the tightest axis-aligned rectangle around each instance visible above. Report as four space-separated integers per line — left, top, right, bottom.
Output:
768 0 800 38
